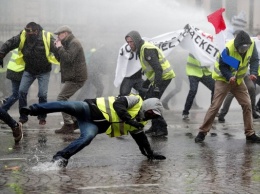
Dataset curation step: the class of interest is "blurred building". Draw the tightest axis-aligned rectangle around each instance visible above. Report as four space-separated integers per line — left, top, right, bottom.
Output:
183 0 260 34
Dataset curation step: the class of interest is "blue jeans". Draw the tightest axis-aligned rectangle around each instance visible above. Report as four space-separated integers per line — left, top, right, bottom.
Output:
29 101 99 159
0 107 17 128
19 71 50 121
2 80 20 112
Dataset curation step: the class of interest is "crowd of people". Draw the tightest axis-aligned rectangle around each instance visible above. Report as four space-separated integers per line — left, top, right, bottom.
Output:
1 19 260 168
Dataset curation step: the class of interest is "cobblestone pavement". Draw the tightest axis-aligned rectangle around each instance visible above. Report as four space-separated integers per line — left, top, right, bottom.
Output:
1 109 260 194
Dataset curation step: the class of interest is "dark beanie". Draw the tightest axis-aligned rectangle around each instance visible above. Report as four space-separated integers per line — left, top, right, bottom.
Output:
234 30 252 49
25 22 39 31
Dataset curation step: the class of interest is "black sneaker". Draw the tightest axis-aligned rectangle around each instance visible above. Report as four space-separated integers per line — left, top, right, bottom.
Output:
246 133 260 143
51 156 68 168
195 132 206 143
218 114 225 123
152 130 168 137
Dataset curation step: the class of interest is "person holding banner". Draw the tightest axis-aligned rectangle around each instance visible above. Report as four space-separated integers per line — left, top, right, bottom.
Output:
195 30 260 143
125 31 175 137
182 54 215 120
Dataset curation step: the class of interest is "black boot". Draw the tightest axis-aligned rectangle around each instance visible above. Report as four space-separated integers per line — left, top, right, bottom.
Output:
51 155 68 168
218 113 225 123
151 117 168 137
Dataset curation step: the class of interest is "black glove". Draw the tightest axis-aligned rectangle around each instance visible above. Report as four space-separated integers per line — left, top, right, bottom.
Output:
130 132 166 160
142 79 151 89
0 58 3 68
125 119 144 129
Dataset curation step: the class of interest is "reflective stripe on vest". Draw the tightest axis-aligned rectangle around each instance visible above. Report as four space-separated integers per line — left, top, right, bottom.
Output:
186 54 212 77
140 42 175 84
96 95 147 137
7 49 24 72
16 30 60 65
212 39 254 85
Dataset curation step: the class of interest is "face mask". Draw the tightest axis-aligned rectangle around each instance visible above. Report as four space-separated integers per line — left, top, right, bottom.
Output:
238 44 250 54
26 34 38 43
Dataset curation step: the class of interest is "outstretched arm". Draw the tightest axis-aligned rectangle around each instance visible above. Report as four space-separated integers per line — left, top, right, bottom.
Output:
130 131 166 160
113 96 144 129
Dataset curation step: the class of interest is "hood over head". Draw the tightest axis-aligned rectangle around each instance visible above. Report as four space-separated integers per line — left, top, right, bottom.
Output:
234 30 252 52
141 98 163 116
125 30 143 52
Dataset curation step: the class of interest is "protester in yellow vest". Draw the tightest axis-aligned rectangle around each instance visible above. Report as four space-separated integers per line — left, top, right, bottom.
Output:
125 31 175 137
182 54 215 120
20 95 166 168
217 30 260 122
0 22 59 126
0 41 9 99
0 49 24 113
195 30 260 143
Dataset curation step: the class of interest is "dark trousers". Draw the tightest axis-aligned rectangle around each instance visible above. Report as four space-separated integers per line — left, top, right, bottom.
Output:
146 79 172 132
183 75 215 115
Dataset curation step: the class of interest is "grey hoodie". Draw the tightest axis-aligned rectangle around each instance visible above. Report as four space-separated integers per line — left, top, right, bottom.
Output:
125 31 144 53
141 98 163 117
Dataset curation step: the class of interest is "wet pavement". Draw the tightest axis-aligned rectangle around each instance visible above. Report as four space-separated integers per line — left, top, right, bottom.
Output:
1 109 260 194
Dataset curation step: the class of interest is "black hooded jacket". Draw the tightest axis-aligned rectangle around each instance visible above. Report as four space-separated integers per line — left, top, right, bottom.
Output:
0 29 57 75
125 31 163 86
219 30 259 81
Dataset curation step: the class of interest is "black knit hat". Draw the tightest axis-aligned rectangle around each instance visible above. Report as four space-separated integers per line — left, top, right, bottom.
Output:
234 30 252 50
25 22 39 31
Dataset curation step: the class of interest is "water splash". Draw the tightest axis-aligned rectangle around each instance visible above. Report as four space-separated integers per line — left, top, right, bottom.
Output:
31 161 62 171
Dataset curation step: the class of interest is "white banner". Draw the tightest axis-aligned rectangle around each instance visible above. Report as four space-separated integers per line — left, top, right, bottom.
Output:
114 24 223 87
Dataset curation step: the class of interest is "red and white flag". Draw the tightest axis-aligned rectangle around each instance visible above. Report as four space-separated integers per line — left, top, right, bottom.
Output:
207 8 227 52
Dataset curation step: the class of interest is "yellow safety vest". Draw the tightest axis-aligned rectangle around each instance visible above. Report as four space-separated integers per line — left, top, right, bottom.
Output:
212 39 254 85
6 49 24 72
140 42 175 84
16 30 59 65
186 54 212 77
96 95 147 137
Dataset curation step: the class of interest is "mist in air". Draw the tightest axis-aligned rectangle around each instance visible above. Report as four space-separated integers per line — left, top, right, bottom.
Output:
0 0 228 110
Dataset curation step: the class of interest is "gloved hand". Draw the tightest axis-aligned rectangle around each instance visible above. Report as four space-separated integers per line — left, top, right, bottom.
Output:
142 79 151 89
147 153 166 160
125 119 144 129
152 85 160 98
0 58 3 68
